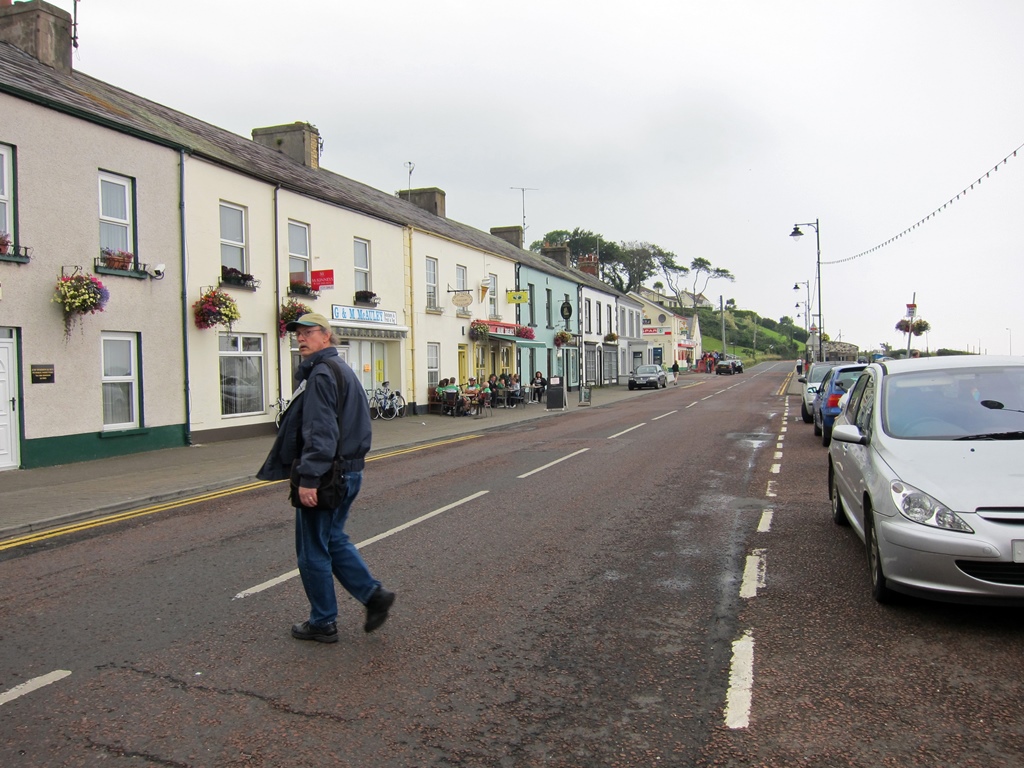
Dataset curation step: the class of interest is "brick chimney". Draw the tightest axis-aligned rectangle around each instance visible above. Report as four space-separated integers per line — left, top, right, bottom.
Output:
578 253 599 276
399 187 446 218
541 243 571 268
490 226 523 249
0 0 73 74
252 122 321 169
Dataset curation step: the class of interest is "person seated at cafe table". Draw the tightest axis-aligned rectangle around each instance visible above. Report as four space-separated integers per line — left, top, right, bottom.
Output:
440 377 468 416
531 371 547 402
464 376 481 413
508 374 523 406
493 375 507 406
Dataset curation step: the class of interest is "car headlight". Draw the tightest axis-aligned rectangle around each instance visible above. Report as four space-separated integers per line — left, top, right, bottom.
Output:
889 481 973 533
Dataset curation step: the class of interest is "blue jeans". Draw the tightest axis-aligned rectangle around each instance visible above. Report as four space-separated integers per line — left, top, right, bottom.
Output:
294 471 380 626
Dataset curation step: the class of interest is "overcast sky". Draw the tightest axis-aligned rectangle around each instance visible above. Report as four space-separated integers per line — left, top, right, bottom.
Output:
59 0 1023 355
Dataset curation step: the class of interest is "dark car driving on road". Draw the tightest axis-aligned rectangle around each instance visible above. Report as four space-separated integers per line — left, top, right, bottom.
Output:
716 358 743 375
628 364 667 390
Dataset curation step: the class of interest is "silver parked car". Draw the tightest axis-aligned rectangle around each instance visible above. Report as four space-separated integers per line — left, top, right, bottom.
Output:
828 356 1024 604
628 364 667 390
799 362 834 423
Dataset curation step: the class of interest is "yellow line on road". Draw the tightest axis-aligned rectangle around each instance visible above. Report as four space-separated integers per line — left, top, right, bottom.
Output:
0 434 483 551
776 371 794 397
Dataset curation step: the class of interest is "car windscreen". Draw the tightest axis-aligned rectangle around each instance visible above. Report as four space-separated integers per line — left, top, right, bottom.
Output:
636 366 660 374
882 366 1024 439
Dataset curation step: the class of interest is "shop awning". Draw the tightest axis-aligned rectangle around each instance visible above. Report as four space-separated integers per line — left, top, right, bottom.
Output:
516 340 547 348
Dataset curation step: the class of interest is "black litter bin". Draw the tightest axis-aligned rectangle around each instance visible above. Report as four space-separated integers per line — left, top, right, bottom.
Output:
546 375 564 410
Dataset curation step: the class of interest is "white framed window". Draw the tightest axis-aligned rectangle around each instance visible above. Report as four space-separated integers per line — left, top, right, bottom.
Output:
219 333 265 416
426 342 440 390
99 171 133 253
354 238 370 292
0 143 12 237
426 257 439 308
528 283 536 325
546 289 553 327
101 332 139 430
288 221 310 285
596 301 602 334
220 202 246 272
456 264 467 291
487 273 498 317
585 299 592 333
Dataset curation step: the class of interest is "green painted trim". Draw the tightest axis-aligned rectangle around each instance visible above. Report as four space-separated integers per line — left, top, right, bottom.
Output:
19 424 188 468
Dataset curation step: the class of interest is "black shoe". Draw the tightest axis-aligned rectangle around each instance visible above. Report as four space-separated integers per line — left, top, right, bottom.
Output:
364 587 395 633
291 620 338 643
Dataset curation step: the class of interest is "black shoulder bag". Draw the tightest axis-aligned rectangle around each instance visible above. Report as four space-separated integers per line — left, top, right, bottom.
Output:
289 359 347 510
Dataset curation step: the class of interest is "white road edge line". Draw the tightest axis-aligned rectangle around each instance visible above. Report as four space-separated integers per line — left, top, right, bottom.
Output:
740 549 766 599
517 448 590 478
233 490 491 599
607 424 646 440
652 410 678 421
725 630 755 729
0 670 72 707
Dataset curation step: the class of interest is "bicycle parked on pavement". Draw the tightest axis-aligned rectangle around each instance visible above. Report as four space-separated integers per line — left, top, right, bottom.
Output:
368 381 406 420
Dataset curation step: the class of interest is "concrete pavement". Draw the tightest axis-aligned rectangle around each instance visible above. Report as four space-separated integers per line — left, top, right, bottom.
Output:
0 379 706 541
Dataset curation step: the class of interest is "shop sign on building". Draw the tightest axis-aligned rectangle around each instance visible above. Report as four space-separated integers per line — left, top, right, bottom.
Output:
332 305 399 325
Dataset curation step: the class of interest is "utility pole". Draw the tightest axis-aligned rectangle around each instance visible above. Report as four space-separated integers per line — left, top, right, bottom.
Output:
720 295 727 356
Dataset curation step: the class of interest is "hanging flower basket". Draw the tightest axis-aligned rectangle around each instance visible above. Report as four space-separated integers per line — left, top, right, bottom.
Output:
469 321 490 341
54 273 109 340
279 298 312 338
554 330 574 347
603 332 619 343
515 325 535 340
193 287 240 330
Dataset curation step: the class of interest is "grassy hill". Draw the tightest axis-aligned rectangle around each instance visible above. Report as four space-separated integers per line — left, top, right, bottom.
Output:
692 308 806 362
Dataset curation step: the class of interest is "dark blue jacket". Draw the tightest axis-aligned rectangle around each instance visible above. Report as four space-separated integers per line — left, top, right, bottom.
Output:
257 347 371 485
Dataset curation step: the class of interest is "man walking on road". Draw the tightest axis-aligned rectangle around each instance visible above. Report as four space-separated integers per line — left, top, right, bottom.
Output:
258 313 395 643
671 360 680 385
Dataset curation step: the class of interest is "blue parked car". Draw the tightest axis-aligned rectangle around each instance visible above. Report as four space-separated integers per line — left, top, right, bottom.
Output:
813 364 867 446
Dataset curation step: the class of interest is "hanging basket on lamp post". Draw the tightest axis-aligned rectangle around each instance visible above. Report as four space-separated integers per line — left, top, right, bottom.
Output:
554 330 574 347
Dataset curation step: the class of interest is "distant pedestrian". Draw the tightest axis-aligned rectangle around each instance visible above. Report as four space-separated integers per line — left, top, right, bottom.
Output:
671 360 680 385
257 313 395 643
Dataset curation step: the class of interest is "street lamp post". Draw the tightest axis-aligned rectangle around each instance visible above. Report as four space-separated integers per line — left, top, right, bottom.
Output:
1008 327 1013 356
793 281 811 333
790 220 823 362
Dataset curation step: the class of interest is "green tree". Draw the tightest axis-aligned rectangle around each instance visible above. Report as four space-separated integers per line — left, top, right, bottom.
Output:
686 257 735 311
603 241 678 294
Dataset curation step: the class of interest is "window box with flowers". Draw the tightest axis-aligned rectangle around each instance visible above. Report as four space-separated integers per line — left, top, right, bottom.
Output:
468 320 490 342
554 329 575 347
0 232 29 263
193 287 240 330
515 325 536 340
603 332 619 343
53 272 109 340
220 265 260 290
279 298 312 338
354 290 380 306
288 280 319 298
95 248 147 279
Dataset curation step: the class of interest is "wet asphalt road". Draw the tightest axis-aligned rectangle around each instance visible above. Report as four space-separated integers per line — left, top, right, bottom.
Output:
2 362 1022 767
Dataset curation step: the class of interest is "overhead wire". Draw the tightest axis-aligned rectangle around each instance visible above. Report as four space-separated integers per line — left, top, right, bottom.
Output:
822 140 1024 266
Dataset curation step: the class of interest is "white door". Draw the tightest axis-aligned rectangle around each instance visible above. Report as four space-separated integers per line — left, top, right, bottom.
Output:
0 336 21 470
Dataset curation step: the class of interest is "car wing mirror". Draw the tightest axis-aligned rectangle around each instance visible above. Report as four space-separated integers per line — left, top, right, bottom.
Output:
798 376 807 383
831 424 867 446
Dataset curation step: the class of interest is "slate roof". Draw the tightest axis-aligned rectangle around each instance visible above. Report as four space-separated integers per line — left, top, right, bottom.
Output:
0 38 631 299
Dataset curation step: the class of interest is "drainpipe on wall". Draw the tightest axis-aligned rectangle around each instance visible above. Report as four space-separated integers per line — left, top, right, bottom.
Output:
404 224 415 409
178 149 193 444
273 184 283 401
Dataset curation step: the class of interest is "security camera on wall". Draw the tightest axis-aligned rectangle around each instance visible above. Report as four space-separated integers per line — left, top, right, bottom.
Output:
149 263 166 279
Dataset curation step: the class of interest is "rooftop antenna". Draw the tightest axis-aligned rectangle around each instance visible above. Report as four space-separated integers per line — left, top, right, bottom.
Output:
404 161 415 192
72 0 80 48
510 186 538 236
